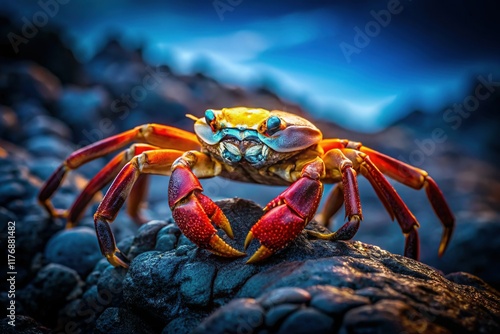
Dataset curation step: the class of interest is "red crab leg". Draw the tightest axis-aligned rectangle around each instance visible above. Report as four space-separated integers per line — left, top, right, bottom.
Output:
38 124 199 219
168 152 245 258
94 149 185 267
359 146 454 256
306 149 363 243
244 157 325 263
309 148 421 260
65 144 159 228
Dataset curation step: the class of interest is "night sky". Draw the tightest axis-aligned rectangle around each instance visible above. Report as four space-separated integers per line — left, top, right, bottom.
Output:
3 0 500 131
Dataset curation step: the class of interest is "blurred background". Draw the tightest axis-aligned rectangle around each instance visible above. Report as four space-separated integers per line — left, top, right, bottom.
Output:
1 0 499 287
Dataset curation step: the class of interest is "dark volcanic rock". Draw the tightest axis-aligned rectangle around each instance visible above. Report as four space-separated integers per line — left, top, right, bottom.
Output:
76 198 499 334
0 315 51 334
44 226 102 277
95 307 157 334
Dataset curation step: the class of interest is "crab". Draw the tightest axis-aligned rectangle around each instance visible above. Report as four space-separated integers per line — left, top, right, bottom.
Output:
38 107 455 268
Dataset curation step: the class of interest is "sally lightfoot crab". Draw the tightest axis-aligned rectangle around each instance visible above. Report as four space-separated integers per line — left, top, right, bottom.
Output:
38 107 455 267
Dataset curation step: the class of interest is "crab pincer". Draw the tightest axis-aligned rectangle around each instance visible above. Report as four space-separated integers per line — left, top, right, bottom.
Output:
244 173 323 263
168 165 245 257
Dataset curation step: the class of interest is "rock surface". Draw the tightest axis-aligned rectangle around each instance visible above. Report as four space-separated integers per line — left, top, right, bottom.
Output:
62 199 500 333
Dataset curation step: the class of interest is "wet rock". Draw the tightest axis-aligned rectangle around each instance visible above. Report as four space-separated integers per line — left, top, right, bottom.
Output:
309 286 370 315
258 287 311 309
44 227 102 277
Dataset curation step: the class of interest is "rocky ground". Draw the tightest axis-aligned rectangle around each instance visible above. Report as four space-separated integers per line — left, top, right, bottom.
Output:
1 16 500 333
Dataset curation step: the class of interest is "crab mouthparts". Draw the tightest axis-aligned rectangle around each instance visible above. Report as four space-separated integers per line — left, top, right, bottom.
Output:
219 139 268 164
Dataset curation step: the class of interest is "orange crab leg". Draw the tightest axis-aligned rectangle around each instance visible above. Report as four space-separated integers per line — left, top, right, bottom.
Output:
94 149 185 267
65 144 159 228
244 157 325 263
359 146 454 256
168 152 245 258
38 124 200 219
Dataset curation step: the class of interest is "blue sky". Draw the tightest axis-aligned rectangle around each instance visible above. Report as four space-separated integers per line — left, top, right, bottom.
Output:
4 0 500 131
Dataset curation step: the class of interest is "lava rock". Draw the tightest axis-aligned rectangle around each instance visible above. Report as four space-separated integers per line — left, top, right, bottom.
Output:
18 264 83 327
95 307 157 334
44 227 102 277
0 315 51 334
110 199 500 333
278 308 335 334
193 299 265 334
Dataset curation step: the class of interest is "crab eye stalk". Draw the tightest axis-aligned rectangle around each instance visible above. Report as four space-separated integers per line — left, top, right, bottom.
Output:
205 109 217 132
264 116 282 136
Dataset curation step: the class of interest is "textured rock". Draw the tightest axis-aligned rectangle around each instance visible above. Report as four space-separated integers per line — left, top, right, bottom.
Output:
0 315 51 334
44 227 102 277
95 307 157 334
17 264 83 327
97 199 500 333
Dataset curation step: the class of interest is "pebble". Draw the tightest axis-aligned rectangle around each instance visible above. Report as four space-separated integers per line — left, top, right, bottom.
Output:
265 303 301 328
258 287 311 309
309 286 370 315
24 135 75 160
23 115 73 140
0 181 27 204
192 299 265 334
128 220 169 258
277 308 334 334
44 227 102 277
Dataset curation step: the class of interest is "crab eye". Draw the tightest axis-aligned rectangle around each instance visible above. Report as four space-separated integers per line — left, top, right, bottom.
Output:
265 116 282 136
205 109 217 132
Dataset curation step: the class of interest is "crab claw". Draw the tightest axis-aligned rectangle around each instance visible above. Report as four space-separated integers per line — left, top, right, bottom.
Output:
168 165 245 257
245 176 323 263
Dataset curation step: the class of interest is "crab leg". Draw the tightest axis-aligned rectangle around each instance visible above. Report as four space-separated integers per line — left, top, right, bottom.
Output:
310 148 421 259
38 124 199 219
244 157 325 263
65 144 159 228
168 151 245 259
359 146 454 256
94 149 184 267
307 149 363 242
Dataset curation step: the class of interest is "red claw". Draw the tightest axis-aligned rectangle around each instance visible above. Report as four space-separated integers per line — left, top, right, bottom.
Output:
245 176 323 263
169 165 244 258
